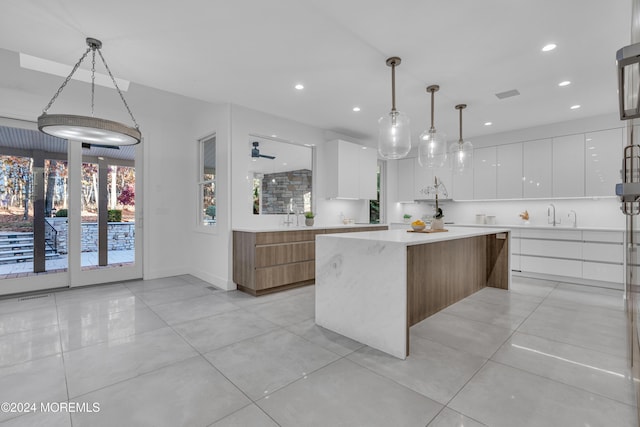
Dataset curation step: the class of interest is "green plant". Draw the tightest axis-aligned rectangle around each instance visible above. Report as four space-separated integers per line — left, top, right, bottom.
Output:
107 209 122 222
403 214 412 219
304 211 315 219
206 205 216 218
55 209 68 217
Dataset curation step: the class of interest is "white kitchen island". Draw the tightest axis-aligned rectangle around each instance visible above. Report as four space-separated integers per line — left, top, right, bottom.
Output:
315 227 511 359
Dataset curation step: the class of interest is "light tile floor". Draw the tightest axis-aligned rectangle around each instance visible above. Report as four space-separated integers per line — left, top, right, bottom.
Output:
0 275 636 426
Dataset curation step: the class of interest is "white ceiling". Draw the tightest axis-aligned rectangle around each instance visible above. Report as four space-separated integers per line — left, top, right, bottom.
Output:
0 1 632 146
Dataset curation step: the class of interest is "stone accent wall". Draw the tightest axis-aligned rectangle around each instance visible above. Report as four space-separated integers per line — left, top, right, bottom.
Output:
261 169 312 214
46 218 135 254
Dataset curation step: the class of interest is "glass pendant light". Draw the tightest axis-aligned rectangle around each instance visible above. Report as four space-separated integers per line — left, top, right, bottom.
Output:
418 85 447 167
450 104 473 174
378 57 411 159
37 37 141 146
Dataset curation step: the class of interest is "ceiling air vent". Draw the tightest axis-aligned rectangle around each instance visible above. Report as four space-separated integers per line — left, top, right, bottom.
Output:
495 89 520 99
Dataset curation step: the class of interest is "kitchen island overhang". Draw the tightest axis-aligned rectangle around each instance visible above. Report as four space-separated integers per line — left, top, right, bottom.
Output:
315 227 511 359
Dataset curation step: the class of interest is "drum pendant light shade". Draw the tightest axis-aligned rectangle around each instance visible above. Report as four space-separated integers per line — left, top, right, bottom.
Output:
378 57 411 159
37 37 141 146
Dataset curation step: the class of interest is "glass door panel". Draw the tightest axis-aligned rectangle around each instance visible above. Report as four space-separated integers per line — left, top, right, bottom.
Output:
0 120 69 295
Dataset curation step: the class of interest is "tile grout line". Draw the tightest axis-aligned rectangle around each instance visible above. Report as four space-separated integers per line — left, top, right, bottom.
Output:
432 282 556 418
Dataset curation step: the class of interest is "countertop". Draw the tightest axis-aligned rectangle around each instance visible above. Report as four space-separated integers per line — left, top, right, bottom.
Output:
316 227 509 247
449 223 624 232
232 224 387 233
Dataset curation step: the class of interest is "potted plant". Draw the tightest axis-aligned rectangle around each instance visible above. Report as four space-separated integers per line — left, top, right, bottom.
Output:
403 213 412 224
304 211 315 226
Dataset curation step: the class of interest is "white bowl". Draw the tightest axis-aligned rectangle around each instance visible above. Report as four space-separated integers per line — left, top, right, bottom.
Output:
411 224 426 231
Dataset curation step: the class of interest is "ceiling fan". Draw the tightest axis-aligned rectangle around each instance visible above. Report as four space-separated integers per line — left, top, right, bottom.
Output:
251 141 275 159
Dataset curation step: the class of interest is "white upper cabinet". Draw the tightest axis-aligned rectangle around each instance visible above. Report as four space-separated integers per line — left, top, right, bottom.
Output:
473 146 497 199
585 128 623 197
496 143 523 199
553 134 584 197
324 139 378 200
396 158 415 202
414 157 432 199
523 139 552 198
414 159 453 200
359 146 378 200
452 168 474 200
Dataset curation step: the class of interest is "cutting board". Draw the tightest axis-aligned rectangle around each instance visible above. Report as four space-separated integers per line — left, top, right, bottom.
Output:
407 229 448 233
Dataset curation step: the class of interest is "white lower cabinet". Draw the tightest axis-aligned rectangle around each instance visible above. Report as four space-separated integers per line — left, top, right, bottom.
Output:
582 261 623 283
520 256 583 277
513 228 623 285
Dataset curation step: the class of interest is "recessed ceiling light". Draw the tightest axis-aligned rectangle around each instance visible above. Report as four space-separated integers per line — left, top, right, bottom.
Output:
271 134 277 138
352 107 361 112
484 122 492 126
542 43 557 52
295 84 304 90
361 146 367 150
558 81 571 87
282 162 288 165
570 104 581 110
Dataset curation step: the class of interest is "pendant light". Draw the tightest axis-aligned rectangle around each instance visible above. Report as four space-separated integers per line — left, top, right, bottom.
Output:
450 104 473 173
37 37 141 146
418 85 447 168
378 57 411 159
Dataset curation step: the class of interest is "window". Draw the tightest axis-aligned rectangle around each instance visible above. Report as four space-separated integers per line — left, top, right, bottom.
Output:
369 160 385 224
198 134 216 227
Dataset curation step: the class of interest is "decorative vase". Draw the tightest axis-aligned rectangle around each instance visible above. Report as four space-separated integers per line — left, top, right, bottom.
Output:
431 218 444 230
403 217 411 224
305 218 314 226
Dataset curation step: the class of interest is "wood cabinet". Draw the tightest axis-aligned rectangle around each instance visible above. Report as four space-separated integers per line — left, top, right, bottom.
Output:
233 225 388 295
324 139 378 200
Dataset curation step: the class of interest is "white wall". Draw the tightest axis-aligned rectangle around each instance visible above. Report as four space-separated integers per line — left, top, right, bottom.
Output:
187 104 234 289
386 113 625 229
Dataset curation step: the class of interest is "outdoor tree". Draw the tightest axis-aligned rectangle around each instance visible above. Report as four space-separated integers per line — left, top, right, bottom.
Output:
117 184 135 206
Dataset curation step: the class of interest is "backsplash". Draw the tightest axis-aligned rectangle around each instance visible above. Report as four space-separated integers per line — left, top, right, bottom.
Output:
391 197 623 229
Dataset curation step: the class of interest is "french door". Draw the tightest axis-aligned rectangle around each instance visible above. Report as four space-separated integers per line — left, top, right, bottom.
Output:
0 118 142 295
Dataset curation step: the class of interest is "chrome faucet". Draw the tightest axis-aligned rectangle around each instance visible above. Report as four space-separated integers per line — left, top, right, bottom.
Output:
547 203 557 226
568 210 577 228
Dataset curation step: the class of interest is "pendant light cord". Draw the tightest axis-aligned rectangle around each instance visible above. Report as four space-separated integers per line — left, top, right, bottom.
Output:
40 40 140 131
459 107 463 143
391 62 396 112
430 89 435 131
91 49 96 117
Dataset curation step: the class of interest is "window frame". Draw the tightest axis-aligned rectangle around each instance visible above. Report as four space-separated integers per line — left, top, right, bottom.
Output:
197 133 216 230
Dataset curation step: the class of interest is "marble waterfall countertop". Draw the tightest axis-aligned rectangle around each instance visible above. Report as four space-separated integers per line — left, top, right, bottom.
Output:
315 226 510 359
316 226 510 247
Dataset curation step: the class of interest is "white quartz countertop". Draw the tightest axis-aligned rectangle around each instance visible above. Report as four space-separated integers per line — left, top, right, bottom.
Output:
316 227 509 246
233 224 387 233
450 223 624 232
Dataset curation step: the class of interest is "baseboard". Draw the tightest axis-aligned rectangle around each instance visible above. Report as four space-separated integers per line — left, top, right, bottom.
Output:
513 271 623 291
190 268 235 291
